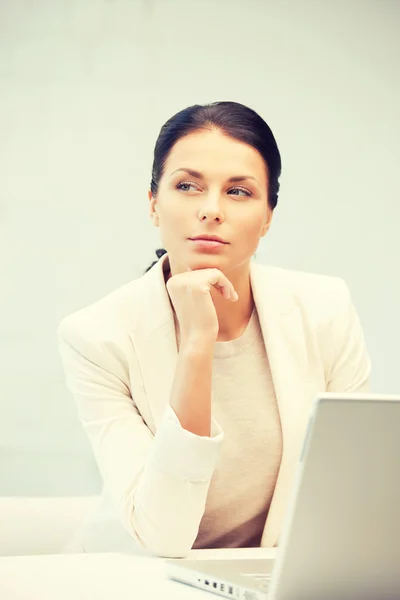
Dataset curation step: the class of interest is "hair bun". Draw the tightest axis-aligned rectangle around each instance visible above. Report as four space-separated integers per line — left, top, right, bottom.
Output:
155 248 167 259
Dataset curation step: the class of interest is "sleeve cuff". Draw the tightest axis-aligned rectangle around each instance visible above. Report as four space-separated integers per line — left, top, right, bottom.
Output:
147 405 224 482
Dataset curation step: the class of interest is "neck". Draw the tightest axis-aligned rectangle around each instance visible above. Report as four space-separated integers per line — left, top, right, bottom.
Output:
211 269 254 341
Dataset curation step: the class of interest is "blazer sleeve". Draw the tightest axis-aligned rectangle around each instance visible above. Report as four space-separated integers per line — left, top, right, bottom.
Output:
57 318 223 558
325 280 371 393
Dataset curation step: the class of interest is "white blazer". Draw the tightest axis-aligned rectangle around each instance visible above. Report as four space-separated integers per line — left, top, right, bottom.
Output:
57 253 371 557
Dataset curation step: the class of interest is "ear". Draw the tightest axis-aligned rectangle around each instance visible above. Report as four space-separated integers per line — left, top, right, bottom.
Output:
260 206 273 238
148 190 159 227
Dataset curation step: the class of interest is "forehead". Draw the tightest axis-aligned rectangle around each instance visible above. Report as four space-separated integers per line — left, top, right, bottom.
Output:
164 128 268 184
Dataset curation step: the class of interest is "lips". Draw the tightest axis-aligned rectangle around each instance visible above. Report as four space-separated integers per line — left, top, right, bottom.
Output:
193 239 224 244
190 236 227 244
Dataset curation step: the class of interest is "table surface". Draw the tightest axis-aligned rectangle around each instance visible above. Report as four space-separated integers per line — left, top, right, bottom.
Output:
0 547 277 600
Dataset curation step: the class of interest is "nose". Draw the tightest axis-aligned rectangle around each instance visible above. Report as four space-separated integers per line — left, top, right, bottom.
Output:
198 194 224 223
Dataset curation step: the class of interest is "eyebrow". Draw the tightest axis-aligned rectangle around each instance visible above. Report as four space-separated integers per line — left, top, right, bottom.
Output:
170 168 261 186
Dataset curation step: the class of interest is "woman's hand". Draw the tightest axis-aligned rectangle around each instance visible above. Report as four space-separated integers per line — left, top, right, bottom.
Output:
166 268 238 344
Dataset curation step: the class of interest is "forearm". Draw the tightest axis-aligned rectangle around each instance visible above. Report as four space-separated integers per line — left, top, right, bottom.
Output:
169 338 215 437
124 340 218 556
121 402 222 558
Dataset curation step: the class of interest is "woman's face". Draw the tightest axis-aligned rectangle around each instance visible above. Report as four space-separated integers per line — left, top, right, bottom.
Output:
149 128 273 275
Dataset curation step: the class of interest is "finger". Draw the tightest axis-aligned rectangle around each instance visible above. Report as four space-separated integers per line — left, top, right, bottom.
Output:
207 272 234 300
215 282 233 300
217 276 236 300
211 277 231 298
221 285 231 299
203 282 228 298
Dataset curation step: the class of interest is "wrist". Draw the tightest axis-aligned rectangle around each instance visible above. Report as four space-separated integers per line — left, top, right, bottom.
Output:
180 335 216 355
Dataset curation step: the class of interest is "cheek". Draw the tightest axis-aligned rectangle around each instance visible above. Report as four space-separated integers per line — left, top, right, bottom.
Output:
237 213 266 238
158 205 188 239
163 209 186 228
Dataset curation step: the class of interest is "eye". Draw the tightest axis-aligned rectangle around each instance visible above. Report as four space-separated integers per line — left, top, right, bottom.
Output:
228 187 252 197
176 182 199 192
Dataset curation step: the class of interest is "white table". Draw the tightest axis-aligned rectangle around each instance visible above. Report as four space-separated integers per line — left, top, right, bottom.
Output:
0 547 276 600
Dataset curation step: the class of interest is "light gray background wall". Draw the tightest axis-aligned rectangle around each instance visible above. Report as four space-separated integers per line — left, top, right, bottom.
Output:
1 0 399 495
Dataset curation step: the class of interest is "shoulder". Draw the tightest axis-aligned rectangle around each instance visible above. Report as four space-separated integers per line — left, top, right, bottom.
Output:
255 262 352 323
273 264 348 297
57 274 151 347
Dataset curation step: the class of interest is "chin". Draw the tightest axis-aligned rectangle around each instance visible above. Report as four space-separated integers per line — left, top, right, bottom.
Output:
186 254 231 272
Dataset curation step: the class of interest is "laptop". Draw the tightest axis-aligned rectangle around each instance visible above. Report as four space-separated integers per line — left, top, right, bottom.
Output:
166 393 400 600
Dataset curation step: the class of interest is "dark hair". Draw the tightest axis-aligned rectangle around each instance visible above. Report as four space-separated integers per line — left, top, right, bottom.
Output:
144 248 168 274
145 101 282 274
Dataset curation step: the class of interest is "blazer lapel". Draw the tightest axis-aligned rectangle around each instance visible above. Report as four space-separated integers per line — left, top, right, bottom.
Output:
128 254 179 432
250 261 320 547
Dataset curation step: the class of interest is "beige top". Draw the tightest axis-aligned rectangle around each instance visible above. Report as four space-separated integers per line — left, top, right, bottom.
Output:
174 307 283 548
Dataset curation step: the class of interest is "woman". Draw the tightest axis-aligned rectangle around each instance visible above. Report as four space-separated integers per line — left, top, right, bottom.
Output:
58 101 371 557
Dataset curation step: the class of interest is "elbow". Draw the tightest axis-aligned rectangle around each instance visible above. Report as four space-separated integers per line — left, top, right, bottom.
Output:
125 515 195 559
149 541 192 559
120 486 204 559
131 529 193 559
